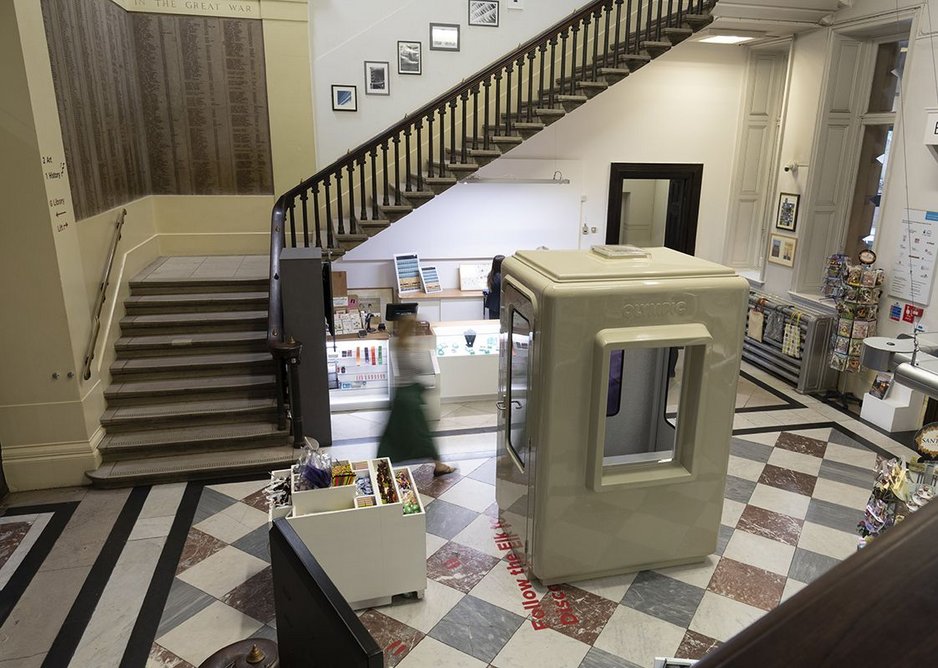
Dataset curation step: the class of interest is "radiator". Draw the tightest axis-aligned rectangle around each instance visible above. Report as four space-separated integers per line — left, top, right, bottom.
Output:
742 291 839 394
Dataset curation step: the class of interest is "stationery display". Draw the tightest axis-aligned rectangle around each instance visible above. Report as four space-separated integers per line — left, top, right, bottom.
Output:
419 265 443 293
827 255 886 373
394 253 423 293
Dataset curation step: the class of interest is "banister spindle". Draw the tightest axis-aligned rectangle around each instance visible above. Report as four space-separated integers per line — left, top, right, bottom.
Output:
392 136 401 205
472 87 480 150
438 105 446 176
657 0 664 39
634 0 641 53
592 8 602 80
538 44 547 118
405 128 412 192
581 15 589 83
527 51 535 123
549 36 557 107
667 0 674 27
646 0 653 42
324 176 333 243
614 0 623 65
603 2 612 68
288 198 296 247
313 185 324 248
449 99 457 165
427 114 435 177
359 159 367 221
515 57 524 126
460 92 468 163
483 81 491 149
494 72 502 137
347 163 355 233
381 143 389 206
570 24 578 95
370 149 378 219
677 0 684 24
300 190 309 247
335 169 345 235
505 65 512 135
416 121 424 190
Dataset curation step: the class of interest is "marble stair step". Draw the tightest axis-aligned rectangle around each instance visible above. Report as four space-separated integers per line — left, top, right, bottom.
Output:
123 291 268 314
104 373 277 405
110 351 274 380
87 445 297 488
98 421 288 460
129 276 268 296
101 397 279 432
114 330 268 358
119 310 267 335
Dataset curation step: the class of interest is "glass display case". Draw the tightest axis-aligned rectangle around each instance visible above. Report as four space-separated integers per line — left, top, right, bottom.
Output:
326 335 391 410
430 320 500 401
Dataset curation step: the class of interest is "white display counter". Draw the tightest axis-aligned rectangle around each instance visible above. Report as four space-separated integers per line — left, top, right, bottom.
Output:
431 320 500 402
397 289 484 322
326 334 391 411
269 458 426 609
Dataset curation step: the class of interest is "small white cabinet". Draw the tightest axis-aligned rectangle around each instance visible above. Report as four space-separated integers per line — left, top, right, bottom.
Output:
268 458 426 610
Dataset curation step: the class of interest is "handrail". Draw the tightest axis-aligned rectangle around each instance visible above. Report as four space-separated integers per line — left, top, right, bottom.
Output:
268 196 286 349
82 208 126 381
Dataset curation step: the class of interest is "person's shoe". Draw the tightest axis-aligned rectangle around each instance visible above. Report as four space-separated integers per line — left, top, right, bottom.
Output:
433 463 456 477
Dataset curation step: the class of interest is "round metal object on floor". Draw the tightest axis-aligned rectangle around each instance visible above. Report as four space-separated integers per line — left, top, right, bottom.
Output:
198 639 279 668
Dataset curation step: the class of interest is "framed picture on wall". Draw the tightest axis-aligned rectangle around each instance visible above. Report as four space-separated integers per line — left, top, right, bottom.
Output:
776 192 800 232
768 233 797 267
429 23 460 51
364 61 390 95
469 1 499 27
398 41 422 75
331 84 357 112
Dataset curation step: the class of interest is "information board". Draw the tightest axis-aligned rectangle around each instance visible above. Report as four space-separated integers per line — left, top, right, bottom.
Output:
890 209 938 306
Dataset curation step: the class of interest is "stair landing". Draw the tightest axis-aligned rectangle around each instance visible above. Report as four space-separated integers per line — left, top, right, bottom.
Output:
133 255 268 282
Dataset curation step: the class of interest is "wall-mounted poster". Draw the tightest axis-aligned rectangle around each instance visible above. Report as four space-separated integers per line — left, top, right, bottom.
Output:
768 234 797 267
459 263 489 290
394 253 423 293
776 192 800 232
364 61 389 95
397 41 422 75
420 265 443 293
429 23 460 51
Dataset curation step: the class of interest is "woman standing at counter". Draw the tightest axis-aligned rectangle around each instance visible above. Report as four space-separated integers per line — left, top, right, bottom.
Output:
484 255 504 320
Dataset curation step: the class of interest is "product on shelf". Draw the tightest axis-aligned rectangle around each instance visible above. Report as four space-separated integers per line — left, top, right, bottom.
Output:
265 474 292 510
356 474 374 496
395 469 413 493
355 495 376 508
332 460 355 487
401 490 421 515
374 459 399 504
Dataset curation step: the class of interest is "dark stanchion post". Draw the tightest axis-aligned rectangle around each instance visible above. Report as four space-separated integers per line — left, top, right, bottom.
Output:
271 337 304 447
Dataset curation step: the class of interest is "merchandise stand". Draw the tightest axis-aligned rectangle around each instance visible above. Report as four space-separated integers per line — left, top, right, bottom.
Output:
268 458 426 609
326 333 392 411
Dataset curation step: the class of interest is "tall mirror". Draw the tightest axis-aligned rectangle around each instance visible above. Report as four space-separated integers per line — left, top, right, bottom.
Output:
605 163 703 256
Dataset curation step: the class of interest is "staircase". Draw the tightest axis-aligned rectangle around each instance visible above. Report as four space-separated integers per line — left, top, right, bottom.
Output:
87 257 294 488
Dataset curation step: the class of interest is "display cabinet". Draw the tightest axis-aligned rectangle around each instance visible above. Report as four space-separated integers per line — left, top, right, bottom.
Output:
268 458 426 609
431 320 500 401
326 334 391 410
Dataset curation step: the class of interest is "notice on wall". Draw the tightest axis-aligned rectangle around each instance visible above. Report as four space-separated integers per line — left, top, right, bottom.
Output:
889 209 938 306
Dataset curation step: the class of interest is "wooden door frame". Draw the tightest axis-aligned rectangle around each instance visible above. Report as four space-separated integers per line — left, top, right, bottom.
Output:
605 163 703 255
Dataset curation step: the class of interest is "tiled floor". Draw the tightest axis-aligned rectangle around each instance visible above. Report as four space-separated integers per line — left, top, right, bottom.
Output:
0 363 918 667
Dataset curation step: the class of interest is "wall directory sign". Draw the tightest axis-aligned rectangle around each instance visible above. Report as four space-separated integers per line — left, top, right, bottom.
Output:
890 209 938 306
394 253 423 293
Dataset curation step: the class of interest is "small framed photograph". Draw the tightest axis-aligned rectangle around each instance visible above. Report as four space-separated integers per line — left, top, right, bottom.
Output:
469 0 499 27
429 23 460 51
397 41 422 75
364 61 390 95
331 84 357 112
768 233 797 267
776 192 800 232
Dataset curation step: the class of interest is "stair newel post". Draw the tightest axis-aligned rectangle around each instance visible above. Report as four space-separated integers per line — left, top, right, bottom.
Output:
404 128 413 193
549 37 557 107
359 158 367 222
370 148 379 219
592 8 602 80
504 65 512 136
324 176 333 243
346 163 356 234
313 185 325 248
515 57 525 125
272 337 304 448
570 24 578 95
614 0 623 66
482 81 491 150
274 353 287 431
381 143 390 206
438 106 446 176
448 99 457 165
460 92 468 163
287 198 297 247
472 86 480 150
427 114 435 177
527 51 536 124
416 121 424 190
335 170 345 235
299 190 310 248
392 136 401 205
494 72 502 137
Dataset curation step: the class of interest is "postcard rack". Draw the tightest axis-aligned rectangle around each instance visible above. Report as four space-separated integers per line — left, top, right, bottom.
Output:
743 291 838 394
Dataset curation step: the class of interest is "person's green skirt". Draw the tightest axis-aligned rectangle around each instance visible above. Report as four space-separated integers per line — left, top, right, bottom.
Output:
377 383 439 462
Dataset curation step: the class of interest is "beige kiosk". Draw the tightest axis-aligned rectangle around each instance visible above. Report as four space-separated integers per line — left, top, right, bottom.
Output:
495 246 748 584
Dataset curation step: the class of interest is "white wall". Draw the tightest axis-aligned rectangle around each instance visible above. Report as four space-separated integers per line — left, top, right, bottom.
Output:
310 0 589 166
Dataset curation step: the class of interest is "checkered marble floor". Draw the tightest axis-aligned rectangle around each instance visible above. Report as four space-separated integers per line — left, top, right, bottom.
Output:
148 420 885 668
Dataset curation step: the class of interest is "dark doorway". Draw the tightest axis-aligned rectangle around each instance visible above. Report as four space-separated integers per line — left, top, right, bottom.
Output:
605 163 703 255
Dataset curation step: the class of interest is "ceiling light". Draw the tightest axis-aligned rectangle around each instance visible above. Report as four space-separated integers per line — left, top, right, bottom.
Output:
699 34 756 44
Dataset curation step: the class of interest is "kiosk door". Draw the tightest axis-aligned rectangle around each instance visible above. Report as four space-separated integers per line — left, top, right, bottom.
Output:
496 282 536 569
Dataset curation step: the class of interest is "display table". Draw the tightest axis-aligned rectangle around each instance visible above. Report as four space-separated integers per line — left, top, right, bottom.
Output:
269 458 426 610
431 320 500 402
397 289 484 322
326 332 391 411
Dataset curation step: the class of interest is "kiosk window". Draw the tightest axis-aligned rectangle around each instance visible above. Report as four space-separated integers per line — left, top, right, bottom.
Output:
507 309 531 468
602 346 681 466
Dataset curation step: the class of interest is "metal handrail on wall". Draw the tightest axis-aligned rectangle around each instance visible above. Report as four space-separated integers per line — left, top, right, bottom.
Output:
82 208 126 381
267 0 718 433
